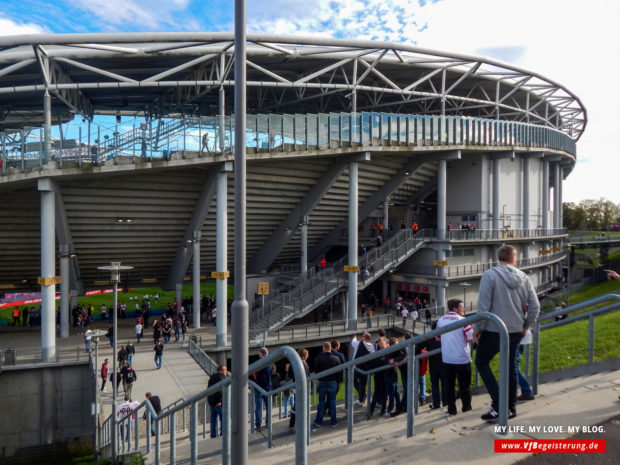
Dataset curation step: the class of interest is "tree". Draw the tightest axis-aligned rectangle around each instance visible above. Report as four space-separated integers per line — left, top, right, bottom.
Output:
563 198 620 230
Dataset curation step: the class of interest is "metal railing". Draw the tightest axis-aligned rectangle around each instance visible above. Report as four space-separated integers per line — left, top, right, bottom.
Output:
446 228 566 241
0 344 91 367
99 346 308 465
531 293 620 394
407 251 567 279
1 111 575 174
188 335 219 375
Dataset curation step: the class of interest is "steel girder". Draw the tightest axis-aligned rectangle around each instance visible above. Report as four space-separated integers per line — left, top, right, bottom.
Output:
0 33 585 139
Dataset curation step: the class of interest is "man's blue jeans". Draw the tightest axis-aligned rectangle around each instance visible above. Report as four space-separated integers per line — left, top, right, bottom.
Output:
254 390 268 428
210 405 222 438
474 331 522 413
315 381 338 425
154 354 162 369
418 374 426 402
515 344 532 396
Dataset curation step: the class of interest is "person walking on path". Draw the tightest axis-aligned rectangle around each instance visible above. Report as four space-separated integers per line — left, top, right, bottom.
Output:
122 363 137 398
126 341 135 366
474 245 540 422
135 320 143 343
100 358 109 392
153 339 164 369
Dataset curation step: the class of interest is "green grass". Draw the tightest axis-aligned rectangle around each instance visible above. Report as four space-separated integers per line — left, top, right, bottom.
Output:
0 283 234 323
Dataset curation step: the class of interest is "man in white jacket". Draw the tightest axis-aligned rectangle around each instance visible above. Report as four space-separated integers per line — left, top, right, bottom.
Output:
474 245 539 422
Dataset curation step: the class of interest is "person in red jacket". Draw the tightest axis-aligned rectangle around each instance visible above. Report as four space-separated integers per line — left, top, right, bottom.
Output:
100 359 109 392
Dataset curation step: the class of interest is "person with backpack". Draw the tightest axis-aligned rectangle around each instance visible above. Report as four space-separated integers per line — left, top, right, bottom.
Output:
351 333 375 406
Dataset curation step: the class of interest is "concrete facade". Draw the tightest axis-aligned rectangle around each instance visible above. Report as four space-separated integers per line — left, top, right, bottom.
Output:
0 361 95 459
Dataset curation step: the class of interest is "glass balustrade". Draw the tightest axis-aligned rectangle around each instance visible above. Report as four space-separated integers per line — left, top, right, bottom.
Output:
0 112 576 173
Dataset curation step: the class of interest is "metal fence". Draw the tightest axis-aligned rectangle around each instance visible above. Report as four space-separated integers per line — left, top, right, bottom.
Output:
0 344 91 367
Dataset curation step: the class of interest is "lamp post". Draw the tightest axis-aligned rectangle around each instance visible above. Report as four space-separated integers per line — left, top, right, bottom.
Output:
97 262 132 465
459 281 472 310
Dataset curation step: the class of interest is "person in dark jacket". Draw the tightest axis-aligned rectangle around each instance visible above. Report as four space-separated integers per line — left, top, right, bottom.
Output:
252 347 272 431
422 321 447 410
145 392 162 436
313 341 342 427
207 365 228 438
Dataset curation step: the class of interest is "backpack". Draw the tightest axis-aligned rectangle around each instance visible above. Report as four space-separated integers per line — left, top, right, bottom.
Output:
354 341 377 371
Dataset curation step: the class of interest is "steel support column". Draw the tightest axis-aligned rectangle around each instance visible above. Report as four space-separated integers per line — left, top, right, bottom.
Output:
39 179 56 361
492 158 500 231
216 168 229 347
193 231 201 329
522 156 530 230
231 3 249 464
383 196 389 235
437 159 447 239
59 244 70 339
300 216 308 279
436 159 447 312
347 162 358 330
553 163 561 229
43 90 52 161
542 160 549 230
176 284 182 316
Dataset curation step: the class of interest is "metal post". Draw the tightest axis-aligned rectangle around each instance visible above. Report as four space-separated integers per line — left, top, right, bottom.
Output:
406 344 414 437
346 365 354 443
190 403 198 465
542 160 549 230
413 358 419 415
553 163 561 229
231 2 249 463
146 410 151 454
175 283 182 320
40 185 56 361
43 90 52 161
223 382 231 465
112 280 118 464
437 159 446 239
170 411 176 465
216 169 228 347
1 132 5 175
59 245 70 338
523 156 529 230
193 231 201 329
383 196 389 236
348 161 358 330
267 394 273 448
492 158 500 232
588 314 594 364
301 216 308 279
532 322 540 395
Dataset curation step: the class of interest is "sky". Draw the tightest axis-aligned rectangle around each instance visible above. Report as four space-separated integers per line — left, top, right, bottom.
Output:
1 0 618 204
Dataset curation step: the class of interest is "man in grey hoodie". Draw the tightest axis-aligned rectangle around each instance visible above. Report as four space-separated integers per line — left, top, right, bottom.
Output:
473 245 539 421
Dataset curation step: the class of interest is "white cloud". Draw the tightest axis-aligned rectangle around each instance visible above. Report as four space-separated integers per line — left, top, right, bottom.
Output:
413 0 620 204
0 16 46 35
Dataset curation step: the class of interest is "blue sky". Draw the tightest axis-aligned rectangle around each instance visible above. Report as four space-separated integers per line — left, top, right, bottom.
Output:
1 0 619 203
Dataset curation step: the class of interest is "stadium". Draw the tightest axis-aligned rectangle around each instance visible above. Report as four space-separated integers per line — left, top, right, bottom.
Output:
0 33 584 336
3 32 615 465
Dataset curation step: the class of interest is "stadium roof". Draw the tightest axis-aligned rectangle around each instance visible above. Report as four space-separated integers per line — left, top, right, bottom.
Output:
0 33 586 138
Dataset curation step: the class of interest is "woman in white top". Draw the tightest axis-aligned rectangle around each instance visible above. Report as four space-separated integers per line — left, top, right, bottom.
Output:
135 321 143 343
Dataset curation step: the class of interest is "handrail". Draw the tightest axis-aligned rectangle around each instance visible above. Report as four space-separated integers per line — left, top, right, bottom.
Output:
531 293 620 395
100 345 308 465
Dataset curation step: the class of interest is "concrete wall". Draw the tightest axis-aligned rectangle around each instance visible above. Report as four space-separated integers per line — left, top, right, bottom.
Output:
0 361 95 459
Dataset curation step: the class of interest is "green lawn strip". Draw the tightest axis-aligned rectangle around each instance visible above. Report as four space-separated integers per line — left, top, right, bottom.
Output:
1 283 234 323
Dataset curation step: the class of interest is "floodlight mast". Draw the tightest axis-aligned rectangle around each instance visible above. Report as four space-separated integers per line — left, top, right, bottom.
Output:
231 1 249 464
